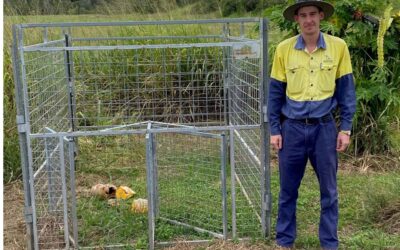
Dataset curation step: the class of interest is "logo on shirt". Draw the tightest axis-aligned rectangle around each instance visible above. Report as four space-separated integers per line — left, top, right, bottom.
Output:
323 54 334 64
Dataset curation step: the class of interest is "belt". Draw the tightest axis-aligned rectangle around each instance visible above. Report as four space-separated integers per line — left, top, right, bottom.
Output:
284 113 333 125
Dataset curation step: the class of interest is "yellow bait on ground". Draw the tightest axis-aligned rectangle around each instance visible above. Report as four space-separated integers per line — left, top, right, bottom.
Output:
116 186 136 200
131 198 148 214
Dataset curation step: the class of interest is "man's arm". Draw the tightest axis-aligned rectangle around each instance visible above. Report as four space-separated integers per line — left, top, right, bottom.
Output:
335 44 356 151
268 78 287 136
268 77 286 150
268 46 287 150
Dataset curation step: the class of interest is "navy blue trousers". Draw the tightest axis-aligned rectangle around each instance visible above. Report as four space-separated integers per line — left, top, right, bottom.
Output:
276 118 339 249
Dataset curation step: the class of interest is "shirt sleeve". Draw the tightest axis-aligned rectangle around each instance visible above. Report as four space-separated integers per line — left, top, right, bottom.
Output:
335 44 356 131
270 45 286 82
268 46 287 135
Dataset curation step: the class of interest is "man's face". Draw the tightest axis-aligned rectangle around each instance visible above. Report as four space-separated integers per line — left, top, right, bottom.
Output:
294 5 324 36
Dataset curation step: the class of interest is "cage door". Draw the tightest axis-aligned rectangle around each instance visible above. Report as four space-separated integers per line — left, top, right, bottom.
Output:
146 131 227 249
30 135 78 250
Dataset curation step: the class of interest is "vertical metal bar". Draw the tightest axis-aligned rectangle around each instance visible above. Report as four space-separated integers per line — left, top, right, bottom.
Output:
58 136 70 249
135 49 140 115
12 24 35 250
64 34 76 132
177 49 183 123
204 49 209 124
220 133 228 240
223 22 236 238
229 129 237 238
259 18 271 238
43 27 48 42
68 138 79 248
152 132 159 217
162 47 167 116
222 23 230 127
240 22 245 37
44 138 55 212
19 25 40 250
146 125 155 250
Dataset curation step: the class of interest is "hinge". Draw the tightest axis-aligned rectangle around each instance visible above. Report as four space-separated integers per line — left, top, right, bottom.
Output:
263 194 270 211
262 201 267 210
24 206 33 223
16 115 25 124
17 124 27 133
262 105 268 123
16 115 27 133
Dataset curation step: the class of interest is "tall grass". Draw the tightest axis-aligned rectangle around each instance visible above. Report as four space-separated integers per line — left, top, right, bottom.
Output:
3 1 224 184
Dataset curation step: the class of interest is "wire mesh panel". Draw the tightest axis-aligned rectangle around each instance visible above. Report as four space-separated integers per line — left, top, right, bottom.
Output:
72 47 226 130
73 133 148 248
23 48 72 134
29 135 74 249
150 130 227 246
12 18 270 250
228 56 264 238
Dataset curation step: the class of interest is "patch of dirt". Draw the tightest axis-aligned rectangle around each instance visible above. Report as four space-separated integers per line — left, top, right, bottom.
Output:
3 181 28 249
378 200 400 234
37 216 66 249
339 153 400 172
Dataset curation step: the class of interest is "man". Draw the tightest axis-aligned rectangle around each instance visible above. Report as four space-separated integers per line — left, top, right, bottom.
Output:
268 0 356 249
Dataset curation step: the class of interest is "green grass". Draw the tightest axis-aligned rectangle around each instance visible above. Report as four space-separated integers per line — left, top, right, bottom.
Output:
2 6 220 183
268 165 400 249
4 7 400 249
74 133 262 248
73 133 400 249
3 12 257 184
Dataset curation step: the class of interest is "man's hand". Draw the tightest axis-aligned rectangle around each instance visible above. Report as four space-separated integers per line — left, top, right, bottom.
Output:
270 135 282 150
336 133 350 152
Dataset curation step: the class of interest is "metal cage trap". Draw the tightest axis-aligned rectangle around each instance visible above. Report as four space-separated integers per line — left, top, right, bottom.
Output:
12 18 271 249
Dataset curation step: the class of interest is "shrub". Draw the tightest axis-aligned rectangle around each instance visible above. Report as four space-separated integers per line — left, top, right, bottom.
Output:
268 0 400 157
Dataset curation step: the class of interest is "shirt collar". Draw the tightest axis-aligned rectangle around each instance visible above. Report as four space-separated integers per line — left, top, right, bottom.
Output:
295 32 326 50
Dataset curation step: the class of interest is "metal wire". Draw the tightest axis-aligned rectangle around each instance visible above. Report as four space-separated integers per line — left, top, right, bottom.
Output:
30 136 68 249
24 48 70 134
71 46 227 130
12 19 268 249
229 56 263 237
155 132 225 240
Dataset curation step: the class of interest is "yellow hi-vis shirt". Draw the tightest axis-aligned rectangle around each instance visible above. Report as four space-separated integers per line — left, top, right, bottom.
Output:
268 32 356 135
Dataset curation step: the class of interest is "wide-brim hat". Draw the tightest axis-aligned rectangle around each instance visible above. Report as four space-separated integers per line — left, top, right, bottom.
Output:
283 0 334 21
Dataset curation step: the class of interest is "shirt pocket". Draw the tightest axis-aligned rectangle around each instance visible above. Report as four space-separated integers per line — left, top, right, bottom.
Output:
319 63 337 93
285 65 305 95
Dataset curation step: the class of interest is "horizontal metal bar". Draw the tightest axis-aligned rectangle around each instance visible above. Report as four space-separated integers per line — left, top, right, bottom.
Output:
156 237 254 247
156 239 213 247
30 125 260 138
100 120 198 131
99 121 152 131
20 18 261 28
72 35 222 42
226 35 257 42
44 127 56 133
23 39 64 49
149 121 195 128
79 244 135 249
23 41 259 52
171 130 221 139
159 217 224 239
101 121 220 138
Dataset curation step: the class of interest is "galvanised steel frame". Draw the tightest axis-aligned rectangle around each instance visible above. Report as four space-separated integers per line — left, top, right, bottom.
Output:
12 18 271 250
